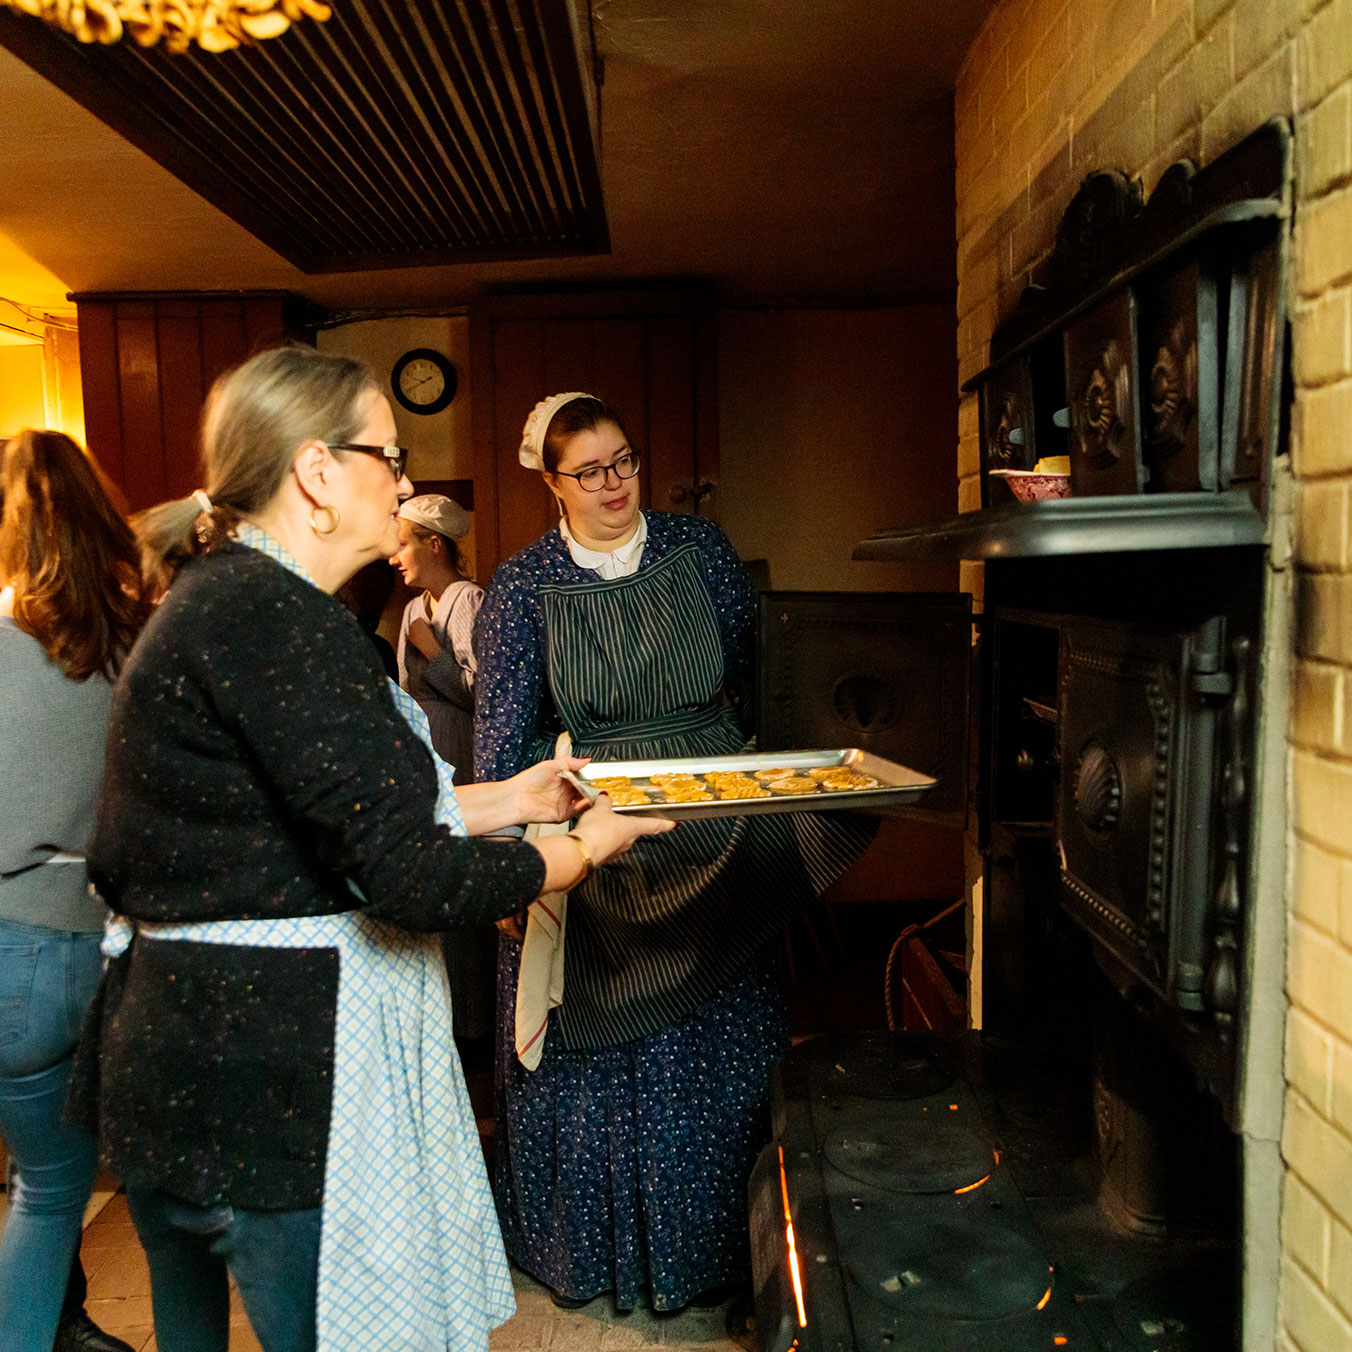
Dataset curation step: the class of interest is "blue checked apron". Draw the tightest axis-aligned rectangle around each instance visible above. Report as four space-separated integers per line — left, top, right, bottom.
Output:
537 543 872 1050
104 526 514 1352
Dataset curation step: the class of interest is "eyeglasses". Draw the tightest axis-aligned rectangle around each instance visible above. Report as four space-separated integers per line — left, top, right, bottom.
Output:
327 442 409 481
553 450 641 492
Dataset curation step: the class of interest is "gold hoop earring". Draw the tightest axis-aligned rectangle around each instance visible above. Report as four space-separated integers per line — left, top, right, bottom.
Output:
310 505 341 536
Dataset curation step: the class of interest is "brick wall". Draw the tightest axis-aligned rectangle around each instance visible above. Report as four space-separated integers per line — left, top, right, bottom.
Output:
954 1 1352 1347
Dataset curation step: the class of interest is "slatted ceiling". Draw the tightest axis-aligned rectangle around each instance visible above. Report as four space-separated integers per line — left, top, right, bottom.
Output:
0 0 607 273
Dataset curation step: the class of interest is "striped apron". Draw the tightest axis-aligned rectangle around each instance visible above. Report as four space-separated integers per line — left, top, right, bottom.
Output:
539 543 872 1049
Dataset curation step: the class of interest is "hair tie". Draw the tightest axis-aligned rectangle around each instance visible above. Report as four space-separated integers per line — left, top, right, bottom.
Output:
192 489 214 516
519 392 596 471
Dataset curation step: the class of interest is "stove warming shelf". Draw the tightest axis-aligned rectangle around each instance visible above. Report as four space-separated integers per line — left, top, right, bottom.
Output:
853 491 1266 563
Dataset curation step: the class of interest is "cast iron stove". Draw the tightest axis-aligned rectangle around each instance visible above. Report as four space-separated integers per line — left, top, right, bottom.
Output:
749 1032 1235 1352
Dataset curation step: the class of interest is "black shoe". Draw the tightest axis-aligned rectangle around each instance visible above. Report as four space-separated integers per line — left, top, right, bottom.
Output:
550 1289 593 1310
725 1290 758 1351
689 1280 745 1308
53 1311 136 1352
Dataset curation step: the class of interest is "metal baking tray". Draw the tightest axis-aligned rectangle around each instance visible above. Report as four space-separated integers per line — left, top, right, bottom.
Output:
563 749 936 821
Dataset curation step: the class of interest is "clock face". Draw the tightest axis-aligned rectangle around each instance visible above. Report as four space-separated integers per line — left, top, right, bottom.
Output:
398 357 445 405
392 349 456 415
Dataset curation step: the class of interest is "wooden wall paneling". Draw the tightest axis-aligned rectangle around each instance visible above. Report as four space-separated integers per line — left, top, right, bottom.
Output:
113 301 166 511
198 301 251 394
470 298 501 578
491 319 549 565
75 300 124 486
589 319 647 504
541 316 596 395
646 315 696 514
156 300 207 501
693 310 720 518
241 296 289 354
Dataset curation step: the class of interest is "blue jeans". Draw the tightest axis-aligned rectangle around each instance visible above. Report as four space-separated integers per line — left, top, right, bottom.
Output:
126 1188 321 1352
0 918 104 1352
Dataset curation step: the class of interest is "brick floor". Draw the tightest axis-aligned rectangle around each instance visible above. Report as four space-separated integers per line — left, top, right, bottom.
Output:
76 1192 742 1352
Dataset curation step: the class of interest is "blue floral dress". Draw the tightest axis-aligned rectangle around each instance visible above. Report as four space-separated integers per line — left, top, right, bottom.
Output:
474 512 869 1309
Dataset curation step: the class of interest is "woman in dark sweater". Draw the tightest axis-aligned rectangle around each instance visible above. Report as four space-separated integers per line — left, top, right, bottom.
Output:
79 348 670 1352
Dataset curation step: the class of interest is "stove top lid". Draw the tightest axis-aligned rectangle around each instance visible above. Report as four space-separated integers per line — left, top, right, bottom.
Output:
824 1120 994 1193
806 1031 959 1100
845 1217 1054 1322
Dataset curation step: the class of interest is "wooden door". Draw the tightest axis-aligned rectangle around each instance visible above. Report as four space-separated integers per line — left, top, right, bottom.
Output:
470 290 718 577
74 291 317 511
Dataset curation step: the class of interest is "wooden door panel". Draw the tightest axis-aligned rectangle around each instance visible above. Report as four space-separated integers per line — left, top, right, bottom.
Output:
114 302 166 513
647 315 696 514
77 301 124 486
157 301 206 501
589 318 648 504
491 320 551 564
198 301 251 394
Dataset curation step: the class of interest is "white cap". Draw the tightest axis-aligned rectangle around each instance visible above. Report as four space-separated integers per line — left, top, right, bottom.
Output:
397 494 471 540
519 392 597 471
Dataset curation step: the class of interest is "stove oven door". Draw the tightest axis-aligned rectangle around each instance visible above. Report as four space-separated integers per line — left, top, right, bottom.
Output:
1056 615 1227 1011
757 592 971 828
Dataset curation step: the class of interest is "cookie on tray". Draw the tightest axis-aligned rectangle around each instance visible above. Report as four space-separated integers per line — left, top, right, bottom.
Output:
820 773 882 791
597 786 653 807
752 767 798 783
766 776 820 796
715 781 772 800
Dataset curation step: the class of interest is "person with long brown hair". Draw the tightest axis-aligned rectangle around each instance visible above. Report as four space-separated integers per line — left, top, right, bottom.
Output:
0 429 148 1352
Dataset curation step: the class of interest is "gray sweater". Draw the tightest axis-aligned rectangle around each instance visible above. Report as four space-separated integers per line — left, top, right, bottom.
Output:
0 617 111 932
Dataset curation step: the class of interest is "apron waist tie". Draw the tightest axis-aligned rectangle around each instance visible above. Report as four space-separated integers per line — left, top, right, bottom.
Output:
574 704 729 745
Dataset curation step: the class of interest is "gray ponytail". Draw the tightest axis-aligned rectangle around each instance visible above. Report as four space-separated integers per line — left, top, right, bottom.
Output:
137 346 381 589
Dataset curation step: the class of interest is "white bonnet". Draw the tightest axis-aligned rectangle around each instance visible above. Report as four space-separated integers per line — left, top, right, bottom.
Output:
397 494 471 541
519 392 597 471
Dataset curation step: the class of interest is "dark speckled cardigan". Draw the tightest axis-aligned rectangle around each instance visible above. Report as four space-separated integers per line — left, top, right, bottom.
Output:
75 542 545 1211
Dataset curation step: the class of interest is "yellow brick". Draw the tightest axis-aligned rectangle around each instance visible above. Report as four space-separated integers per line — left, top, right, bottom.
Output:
1200 39 1296 164
1196 0 1237 37
1296 479 1350 569
1343 854 1352 945
1158 18 1235 152
1233 0 1293 85
958 433 982 480
959 392 981 440
1099 0 1156 77
1288 1004 1337 1111
1279 1256 1352 1351
1331 1216 1352 1323
1283 1171 1333 1282
1289 912 1352 1037
1285 1090 1352 1223
1294 289 1352 387
1300 0 1352 110
958 474 983 515
1293 828 1345 930
958 248 1001 325
991 62 1029 138
1334 1039 1352 1145
1024 2 1071 92
1297 187 1352 297
1294 381 1352 476
1299 86 1352 201
1295 573 1352 663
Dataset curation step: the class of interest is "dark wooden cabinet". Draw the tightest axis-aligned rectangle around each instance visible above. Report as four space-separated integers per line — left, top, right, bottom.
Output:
73 291 316 511
469 289 718 577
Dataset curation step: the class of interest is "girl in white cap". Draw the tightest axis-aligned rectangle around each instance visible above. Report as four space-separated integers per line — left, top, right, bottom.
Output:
390 494 482 786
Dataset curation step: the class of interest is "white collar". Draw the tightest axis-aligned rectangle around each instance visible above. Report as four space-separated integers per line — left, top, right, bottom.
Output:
559 513 648 580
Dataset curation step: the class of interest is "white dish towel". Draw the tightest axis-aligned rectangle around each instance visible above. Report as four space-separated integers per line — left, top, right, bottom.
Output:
514 733 571 1070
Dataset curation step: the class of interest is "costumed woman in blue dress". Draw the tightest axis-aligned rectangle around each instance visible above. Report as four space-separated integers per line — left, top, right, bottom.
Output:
474 393 873 1314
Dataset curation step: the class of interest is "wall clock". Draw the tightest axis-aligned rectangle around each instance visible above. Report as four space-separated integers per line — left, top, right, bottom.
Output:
392 348 457 415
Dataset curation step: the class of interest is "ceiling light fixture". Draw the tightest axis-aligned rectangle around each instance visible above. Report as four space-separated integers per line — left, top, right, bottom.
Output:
0 0 330 53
